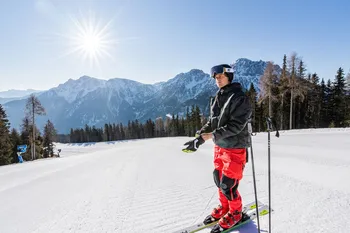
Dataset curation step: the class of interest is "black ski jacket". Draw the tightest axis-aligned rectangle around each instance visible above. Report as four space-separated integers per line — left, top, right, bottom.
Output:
199 82 252 149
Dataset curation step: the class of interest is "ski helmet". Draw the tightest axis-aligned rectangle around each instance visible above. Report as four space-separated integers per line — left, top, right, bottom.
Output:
210 64 234 82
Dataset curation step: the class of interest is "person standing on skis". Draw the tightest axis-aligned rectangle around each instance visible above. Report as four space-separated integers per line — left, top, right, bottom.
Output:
182 64 252 233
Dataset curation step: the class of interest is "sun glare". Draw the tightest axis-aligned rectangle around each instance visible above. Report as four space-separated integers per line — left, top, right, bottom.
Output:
82 34 101 55
62 11 117 67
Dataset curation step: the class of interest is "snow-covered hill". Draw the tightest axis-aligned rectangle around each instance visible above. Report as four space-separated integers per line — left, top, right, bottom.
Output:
0 128 349 233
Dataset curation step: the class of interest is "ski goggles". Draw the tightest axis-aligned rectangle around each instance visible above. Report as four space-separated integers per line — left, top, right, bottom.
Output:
210 65 234 78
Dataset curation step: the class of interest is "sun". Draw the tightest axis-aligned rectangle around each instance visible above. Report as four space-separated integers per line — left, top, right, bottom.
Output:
82 33 101 56
63 11 117 67
77 25 105 61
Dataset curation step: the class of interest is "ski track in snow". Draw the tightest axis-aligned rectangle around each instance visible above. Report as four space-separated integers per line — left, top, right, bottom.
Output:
0 128 349 233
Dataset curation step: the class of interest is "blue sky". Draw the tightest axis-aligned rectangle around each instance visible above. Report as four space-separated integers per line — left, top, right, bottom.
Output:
1 0 349 91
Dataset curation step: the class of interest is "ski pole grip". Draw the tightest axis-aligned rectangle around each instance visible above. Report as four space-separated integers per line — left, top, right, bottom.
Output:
248 122 252 134
266 117 272 131
266 117 280 137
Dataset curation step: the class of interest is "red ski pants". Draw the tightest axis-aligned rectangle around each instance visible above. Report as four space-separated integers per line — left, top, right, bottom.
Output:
213 145 246 213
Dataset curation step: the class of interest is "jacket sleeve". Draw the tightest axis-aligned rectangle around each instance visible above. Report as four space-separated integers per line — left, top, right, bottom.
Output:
212 95 252 141
198 118 212 134
197 96 215 134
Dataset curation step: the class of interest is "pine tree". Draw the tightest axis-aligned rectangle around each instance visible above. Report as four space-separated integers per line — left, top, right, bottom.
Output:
114 124 120 140
91 126 98 142
333 67 347 127
126 121 132 139
319 79 328 127
288 53 297 129
179 117 186 136
35 130 44 160
108 124 113 141
298 59 306 79
175 114 180 136
255 101 266 132
347 72 350 93
20 117 32 160
0 104 13 165
104 124 110 141
185 107 191 136
112 124 117 140
303 74 312 128
296 60 308 128
135 119 141 138
346 73 350 126
145 119 155 138
308 73 321 128
151 120 155 138
43 120 57 157
326 79 335 126
98 128 104 142
193 105 202 134
25 94 45 160
247 83 258 131
189 105 196 136
119 123 125 140
70 128 75 143
278 55 289 130
140 122 145 138
10 128 22 163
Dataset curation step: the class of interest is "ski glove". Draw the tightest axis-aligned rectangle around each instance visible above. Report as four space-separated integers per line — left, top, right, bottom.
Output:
182 136 205 153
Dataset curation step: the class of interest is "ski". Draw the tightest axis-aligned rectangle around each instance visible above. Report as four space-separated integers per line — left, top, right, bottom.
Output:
172 200 265 233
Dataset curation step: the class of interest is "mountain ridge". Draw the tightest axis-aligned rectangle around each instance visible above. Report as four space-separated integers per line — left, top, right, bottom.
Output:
4 58 280 133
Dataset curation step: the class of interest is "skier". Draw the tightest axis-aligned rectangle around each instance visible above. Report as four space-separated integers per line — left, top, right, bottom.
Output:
182 64 252 233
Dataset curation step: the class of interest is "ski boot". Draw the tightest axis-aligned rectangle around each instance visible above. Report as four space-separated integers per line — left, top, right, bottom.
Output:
210 210 243 233
203 204 229 225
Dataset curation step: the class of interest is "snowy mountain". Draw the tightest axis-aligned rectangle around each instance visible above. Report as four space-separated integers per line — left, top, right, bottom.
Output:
0 89 42 98
3 58 280 134
0 89 43 104
53 76 108 103
232 58 282 93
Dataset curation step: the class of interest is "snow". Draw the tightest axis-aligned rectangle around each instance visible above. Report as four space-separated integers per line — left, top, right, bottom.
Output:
0 128 350 233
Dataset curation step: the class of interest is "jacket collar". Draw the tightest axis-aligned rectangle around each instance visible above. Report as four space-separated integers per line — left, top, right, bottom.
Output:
219 82 242 95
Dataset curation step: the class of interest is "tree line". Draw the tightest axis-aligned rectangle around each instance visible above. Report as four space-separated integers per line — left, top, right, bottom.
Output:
248 52 350 131
66 105 206 143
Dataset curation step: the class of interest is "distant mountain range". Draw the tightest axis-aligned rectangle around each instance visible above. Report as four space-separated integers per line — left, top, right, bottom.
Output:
3 58 281 134
0 89 43 104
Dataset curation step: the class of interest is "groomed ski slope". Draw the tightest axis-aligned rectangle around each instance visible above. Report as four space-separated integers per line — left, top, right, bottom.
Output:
0 128 349 233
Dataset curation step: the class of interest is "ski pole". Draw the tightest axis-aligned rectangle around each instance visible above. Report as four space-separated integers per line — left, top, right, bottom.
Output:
266 117 279 233
247 119 260 233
